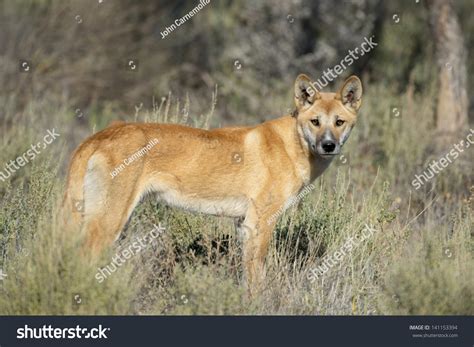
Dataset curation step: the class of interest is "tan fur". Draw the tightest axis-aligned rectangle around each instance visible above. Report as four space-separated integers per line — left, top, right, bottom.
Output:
62 75 363 293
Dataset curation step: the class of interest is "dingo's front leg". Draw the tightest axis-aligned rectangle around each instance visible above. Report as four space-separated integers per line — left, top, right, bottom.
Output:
240 196 281 296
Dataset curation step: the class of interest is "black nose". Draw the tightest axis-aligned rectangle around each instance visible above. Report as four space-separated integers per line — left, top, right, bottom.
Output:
321 140 336 153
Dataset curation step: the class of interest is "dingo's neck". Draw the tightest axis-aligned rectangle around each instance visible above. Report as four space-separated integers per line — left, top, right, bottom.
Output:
264 115 333 186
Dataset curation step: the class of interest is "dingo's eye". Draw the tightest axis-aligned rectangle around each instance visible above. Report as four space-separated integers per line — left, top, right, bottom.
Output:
335 119 345 127
311 119 320 127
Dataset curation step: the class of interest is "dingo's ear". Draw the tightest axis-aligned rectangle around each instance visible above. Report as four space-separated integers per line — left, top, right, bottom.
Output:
294 74 319 113
337 75 362 113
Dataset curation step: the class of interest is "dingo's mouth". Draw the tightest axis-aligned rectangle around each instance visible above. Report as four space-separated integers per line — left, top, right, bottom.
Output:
318 153 338 158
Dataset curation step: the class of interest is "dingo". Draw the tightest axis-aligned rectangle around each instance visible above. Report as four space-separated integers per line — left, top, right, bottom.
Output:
62 74 362 292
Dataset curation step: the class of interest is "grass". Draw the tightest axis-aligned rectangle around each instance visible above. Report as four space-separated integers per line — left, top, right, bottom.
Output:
0 82 473 315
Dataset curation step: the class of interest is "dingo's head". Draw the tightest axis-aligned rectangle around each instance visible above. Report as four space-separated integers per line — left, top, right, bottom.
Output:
293 74 362 158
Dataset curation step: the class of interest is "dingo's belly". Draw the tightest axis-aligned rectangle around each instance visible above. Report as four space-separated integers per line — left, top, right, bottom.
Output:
157 187 248 217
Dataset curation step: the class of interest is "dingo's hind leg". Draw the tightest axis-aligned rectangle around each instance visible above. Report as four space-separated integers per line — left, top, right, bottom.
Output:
82 153 143 254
